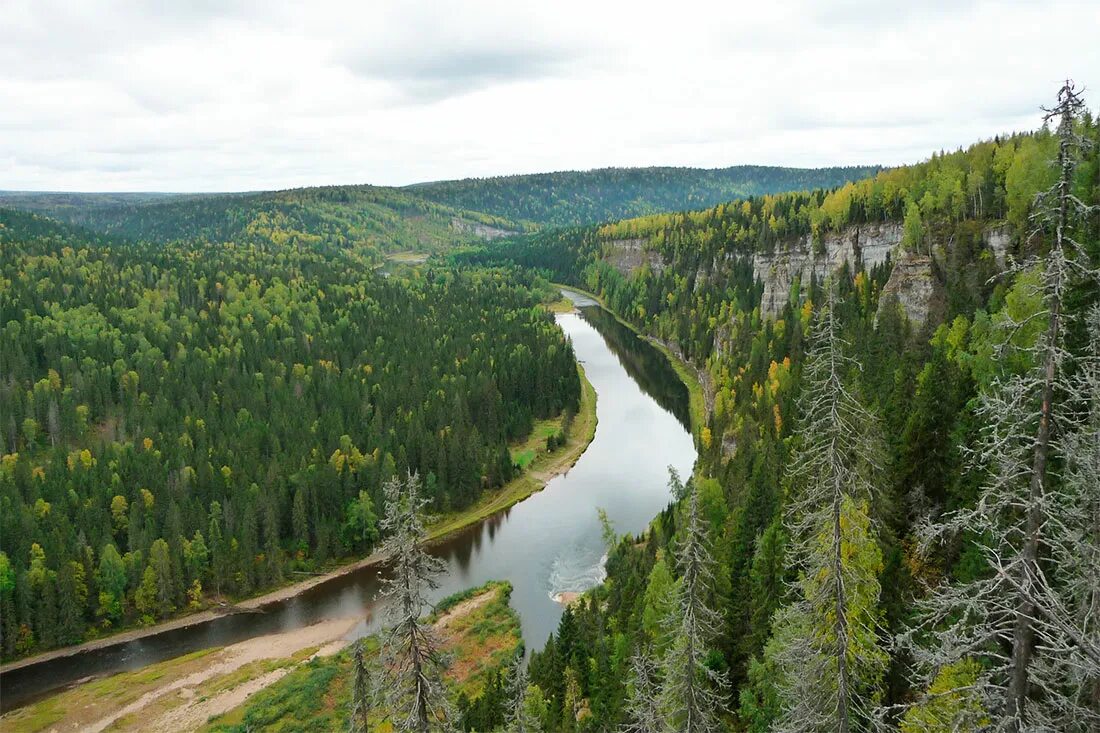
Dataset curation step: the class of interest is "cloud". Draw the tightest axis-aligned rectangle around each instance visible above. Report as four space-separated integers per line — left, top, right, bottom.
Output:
344 43 581 103
0 0 1098 191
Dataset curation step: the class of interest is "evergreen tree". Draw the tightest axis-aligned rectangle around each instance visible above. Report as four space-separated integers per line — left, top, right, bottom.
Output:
657 470 729 733
379 473 452 732
767 286 888 733
903 80 1100 732
622 650 663 733
349 639 374 733
506 657 545 733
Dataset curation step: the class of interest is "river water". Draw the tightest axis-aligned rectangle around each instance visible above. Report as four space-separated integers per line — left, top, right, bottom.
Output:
0 290 696 712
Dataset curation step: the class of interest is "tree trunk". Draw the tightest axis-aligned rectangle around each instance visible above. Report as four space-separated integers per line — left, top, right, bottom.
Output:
833 470 851 733
1007 125 1072 732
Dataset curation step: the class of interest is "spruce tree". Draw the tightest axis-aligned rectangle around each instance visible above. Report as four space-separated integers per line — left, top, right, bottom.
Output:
349 639 373 733
378 472 452 732
903 80 1100 732
767 285 888 733
656 470 729 733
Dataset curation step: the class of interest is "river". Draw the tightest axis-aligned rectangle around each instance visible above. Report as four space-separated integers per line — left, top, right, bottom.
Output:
0 289 697 712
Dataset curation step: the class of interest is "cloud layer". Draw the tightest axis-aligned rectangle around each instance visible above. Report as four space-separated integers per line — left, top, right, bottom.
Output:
2 0 1098 191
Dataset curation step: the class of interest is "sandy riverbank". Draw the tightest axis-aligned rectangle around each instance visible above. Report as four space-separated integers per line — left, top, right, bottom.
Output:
1 617 359 733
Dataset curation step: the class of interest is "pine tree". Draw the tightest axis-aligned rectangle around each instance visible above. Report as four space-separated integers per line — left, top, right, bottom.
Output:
768 285 888 733
378 472 451 732
903 80 1100 732
505 657 545 733
349 639 373 733
657 470 729 733
622 649 663 733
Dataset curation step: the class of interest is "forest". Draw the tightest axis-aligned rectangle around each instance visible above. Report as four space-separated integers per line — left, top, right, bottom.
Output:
456 85 1100 731
408 165 881 228
2 82 1099 732
0 208 580 657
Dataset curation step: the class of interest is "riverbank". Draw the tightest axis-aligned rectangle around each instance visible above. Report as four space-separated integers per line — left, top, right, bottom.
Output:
1 582 521 732
557 284 708 438
0 362 596 679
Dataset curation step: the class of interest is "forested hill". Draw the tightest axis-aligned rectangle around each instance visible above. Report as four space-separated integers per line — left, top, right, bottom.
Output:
1 165 881 253
407 165 882 227
0 207 580 659
0 186 516 258
457 100 1100 730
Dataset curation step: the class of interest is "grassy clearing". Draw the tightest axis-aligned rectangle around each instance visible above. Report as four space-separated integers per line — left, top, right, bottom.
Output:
541 296 576 313
384 251 429 263
1 647 221 732
202 581 520 732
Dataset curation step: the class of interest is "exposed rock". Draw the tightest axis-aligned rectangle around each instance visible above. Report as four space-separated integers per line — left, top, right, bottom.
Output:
450 217 516 240
876 253 946 328
752 222 903 318
984 224 1012 268
605 238 666 276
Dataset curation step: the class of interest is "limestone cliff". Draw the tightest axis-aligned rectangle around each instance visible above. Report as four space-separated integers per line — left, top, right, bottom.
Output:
876 253 946 328
605 238 666 276
450 217 517 240
983 224 1012 268
752 222 902 318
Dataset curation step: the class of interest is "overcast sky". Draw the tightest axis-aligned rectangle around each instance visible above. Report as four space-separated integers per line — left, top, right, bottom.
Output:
3 0 1098 192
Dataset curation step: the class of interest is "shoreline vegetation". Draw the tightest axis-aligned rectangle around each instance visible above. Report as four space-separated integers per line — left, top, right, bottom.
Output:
0 358 596 678
1 582 521 732
556 284 707 438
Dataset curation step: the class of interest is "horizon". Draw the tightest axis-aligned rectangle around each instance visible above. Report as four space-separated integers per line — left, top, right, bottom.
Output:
0 160 886 196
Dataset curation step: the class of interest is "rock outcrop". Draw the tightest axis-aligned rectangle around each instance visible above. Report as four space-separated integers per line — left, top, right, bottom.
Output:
876 253 946 328
752 222 902 318
984 225 1012 268
605 238 666 276
451 217 516 240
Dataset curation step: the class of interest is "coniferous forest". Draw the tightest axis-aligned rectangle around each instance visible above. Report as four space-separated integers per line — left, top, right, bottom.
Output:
0 207 580 653
2 82 1099 733
458 87 1100 732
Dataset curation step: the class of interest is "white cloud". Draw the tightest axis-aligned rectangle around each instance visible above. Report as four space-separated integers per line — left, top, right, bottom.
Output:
1 0 1097 191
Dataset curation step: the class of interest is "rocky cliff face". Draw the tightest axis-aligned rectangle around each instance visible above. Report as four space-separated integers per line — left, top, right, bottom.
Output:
451 217 517 240
605 238 666 276
984 224 1012 268
876 253 946 328
752 222 902 318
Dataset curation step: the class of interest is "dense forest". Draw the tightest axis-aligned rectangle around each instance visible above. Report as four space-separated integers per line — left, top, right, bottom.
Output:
0 185 516 257
0 164 879 247
409 165 881 228
0 208 580 658
3 81 1099 732
457 88 1100 730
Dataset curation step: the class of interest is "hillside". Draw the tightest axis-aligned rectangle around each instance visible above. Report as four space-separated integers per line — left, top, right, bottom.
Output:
408 164 882 228
0 208 581 662
462 108 1100 730
0 165 881 257
0 186 515 258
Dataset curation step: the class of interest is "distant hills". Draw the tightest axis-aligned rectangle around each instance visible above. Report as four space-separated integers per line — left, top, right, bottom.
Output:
0 164 881 252
406 165 882 227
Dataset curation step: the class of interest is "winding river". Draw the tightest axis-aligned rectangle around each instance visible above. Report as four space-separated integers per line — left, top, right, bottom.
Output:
0 289 697 712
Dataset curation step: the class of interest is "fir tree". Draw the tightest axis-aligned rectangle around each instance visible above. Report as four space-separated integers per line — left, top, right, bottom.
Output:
903 80 1100 732
657 470 729 733
378 473 452 733
768 285 888 733
349 639 374 733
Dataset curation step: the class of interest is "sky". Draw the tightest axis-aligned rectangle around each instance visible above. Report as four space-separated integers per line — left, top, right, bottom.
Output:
3 0 1099 192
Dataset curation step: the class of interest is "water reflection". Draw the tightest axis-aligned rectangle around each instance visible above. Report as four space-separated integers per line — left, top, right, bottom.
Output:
0 291 696 713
